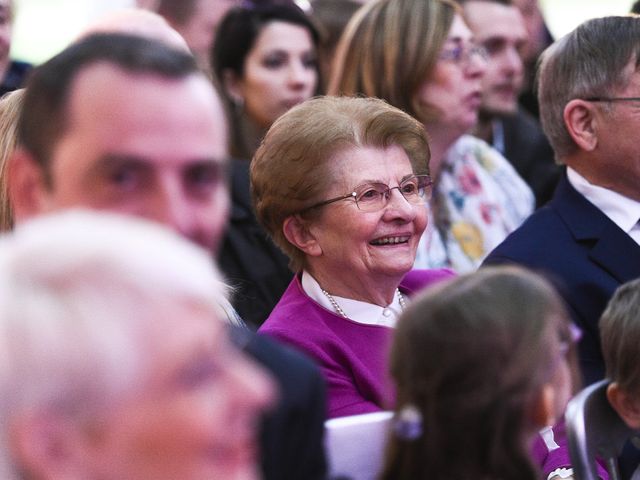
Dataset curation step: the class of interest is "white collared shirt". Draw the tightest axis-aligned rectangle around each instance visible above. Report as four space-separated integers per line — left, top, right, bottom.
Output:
567 168 640 246
301 271 402 328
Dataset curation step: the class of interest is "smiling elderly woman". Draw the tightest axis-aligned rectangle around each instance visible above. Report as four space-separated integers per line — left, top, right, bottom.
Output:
253 96 453 418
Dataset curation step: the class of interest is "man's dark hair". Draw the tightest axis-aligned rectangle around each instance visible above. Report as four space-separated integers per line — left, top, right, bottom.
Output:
20 33 199 171
633 1 640 14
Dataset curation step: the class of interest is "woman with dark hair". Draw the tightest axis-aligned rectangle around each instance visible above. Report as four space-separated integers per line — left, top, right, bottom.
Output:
381 266 579 480
212 3 320 159
212 3 321 328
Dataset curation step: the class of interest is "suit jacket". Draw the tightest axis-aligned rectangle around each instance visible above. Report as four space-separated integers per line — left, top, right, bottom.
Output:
231 327 328 480
483 175 640 385
219 159 293 329
500 109 562 208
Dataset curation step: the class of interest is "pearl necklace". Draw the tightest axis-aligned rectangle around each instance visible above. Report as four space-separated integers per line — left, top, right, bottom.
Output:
320 288 407 319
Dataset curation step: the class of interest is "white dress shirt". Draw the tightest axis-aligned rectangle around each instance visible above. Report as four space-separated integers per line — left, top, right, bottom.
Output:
567 168 640 246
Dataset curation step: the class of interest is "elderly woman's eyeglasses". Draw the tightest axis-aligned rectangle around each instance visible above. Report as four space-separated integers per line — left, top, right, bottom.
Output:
439 43 488 66
303 174 432 213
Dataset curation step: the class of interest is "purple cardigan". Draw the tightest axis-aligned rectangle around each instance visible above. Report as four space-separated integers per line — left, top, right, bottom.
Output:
258 269 454 418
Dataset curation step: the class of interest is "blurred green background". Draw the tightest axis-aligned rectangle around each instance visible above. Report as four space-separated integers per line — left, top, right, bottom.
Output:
10 0 640 65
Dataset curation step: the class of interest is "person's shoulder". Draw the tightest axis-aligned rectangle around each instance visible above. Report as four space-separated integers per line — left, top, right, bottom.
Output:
258 287 339 350
402 268 455 294
246 331 323 382
505 108 544 133
261 283 317 328
502 109 553 154
482 203 568 265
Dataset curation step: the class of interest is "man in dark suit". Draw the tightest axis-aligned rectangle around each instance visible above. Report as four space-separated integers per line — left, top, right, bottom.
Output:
484 16 640 387
462 0 560 208
9 33 327 480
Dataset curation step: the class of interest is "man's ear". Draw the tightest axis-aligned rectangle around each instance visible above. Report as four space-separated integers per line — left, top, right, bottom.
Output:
563 99 599 152
8 148 51 223
607 382 640 429
221 69 244 106
9 410 89 479
282 215 322 257
531 383 557 428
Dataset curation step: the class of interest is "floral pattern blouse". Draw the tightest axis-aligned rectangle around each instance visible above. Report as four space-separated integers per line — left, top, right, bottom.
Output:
413 134 535 273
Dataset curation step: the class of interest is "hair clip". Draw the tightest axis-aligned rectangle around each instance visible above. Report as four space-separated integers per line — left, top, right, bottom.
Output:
393 404 423 441
569 322 582 343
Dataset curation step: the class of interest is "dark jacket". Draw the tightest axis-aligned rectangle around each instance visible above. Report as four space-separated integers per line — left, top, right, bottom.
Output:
483 175 640 385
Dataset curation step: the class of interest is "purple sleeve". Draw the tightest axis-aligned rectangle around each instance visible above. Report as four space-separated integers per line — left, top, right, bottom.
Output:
532 422 609 480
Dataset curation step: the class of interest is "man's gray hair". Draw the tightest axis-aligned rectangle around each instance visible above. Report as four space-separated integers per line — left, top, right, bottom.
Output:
538 15 640 160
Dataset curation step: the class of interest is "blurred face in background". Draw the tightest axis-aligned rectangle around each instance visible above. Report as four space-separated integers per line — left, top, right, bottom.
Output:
178 0 241 64
416 14 486 138
464 1 527 117
225 21 318 129
0 0 12 77
15 64 230 253
511 0 549 64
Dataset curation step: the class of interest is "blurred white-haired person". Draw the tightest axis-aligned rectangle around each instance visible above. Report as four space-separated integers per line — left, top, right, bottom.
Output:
0 210 275 480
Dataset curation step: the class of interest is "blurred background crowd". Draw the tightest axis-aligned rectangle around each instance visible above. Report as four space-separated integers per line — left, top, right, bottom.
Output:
0 0 639 479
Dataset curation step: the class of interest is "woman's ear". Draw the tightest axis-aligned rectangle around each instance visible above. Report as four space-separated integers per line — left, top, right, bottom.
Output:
563 99 599 152
283 215 322 257
607 382 640 429
221 69 244 106
531 383 557 428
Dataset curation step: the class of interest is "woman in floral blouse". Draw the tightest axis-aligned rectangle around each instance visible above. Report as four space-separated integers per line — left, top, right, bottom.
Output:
329 0 534 272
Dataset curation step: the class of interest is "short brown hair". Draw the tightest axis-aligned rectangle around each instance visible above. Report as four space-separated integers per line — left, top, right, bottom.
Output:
328 0 459 123
600 278 640 395
251 95 430 271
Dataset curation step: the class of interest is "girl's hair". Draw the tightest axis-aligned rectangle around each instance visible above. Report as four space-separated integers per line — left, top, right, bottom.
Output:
380 265 575 480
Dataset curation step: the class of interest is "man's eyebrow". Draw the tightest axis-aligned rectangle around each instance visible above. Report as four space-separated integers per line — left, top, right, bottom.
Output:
91 154 150 170
92 154 229 168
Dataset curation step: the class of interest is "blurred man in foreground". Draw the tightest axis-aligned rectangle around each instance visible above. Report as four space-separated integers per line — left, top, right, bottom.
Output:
462 0 559 207
0 210 275 479
8 33 327 480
